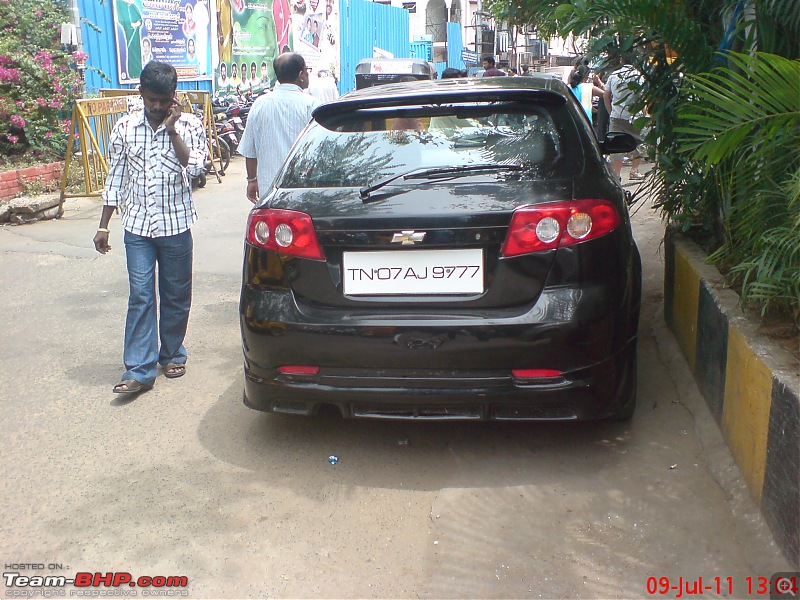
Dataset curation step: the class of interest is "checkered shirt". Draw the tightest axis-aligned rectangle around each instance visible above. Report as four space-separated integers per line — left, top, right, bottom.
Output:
103 110 207 238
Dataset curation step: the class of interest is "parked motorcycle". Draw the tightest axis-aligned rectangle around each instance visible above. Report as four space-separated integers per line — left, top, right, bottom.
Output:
216 119 240 156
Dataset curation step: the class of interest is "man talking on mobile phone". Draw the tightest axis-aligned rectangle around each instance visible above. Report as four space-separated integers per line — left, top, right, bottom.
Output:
93 61 207 395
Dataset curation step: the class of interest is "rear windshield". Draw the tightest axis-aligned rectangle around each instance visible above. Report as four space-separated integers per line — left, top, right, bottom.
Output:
279 101 585 188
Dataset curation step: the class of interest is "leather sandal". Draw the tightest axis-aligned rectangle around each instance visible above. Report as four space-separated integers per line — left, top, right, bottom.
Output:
113 379 153 394
164 363 186 379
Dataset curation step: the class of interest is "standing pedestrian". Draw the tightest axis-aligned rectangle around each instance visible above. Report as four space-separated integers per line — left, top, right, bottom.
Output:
481 55 505 77
93 61 207 395
567 56 589 85
568 65 604 124
604 54 646 180
593 67 610 141
440 67 465 79
239 52 321 202
309 69 339 103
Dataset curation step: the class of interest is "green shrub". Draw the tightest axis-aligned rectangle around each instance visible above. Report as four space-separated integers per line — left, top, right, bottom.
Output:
676 53 800 324
486 0 800 330
0 0 83 168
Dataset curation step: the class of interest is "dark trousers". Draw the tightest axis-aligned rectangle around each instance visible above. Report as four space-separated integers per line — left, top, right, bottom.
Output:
595 101 610 142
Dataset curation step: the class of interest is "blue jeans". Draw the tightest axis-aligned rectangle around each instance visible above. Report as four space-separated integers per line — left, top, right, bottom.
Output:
123 230 193 385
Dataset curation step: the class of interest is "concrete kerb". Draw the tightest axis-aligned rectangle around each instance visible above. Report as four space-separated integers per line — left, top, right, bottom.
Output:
0 193 62 224
665 227 800 568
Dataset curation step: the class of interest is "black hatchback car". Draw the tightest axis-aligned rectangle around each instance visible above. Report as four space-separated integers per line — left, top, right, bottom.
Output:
240 76 641 421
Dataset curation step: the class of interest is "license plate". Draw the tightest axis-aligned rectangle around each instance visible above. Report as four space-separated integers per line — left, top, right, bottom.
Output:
343 249 484 295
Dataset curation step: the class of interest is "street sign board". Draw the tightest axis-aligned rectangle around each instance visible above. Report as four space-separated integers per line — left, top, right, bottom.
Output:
461 49 478 64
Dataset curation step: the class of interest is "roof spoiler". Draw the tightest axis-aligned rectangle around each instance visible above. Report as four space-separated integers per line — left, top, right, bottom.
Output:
312 89 566 123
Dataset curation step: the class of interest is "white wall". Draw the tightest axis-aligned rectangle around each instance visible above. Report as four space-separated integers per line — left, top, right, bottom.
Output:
385 0 582 67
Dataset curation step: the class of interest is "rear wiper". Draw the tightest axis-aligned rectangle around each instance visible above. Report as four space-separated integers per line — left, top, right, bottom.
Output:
359 163 524 200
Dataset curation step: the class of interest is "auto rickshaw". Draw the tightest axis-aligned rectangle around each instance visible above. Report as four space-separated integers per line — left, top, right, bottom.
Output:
354 58 437 90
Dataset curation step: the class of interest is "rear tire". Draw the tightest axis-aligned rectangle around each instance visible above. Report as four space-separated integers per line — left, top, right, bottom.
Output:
212 138 231 174
608 391 637 421
607 352 637 421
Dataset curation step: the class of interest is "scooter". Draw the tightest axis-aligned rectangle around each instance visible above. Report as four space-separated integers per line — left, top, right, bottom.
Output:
216 119 240 156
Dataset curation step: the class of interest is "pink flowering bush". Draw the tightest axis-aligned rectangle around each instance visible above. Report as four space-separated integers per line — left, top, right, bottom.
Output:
0 0 83 166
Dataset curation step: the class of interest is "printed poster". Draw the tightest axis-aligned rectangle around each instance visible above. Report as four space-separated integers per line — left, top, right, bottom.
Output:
214 0 338 97
214 0 286 97
112 0 213 84
292 0 338 81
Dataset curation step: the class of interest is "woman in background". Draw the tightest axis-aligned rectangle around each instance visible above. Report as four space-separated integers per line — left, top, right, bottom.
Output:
568 65 604 124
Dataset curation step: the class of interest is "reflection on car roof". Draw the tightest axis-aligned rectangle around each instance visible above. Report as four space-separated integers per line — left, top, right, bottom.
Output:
313 77 569 122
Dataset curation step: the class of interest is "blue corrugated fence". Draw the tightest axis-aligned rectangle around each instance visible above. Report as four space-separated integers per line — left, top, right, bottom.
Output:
338 0 410 95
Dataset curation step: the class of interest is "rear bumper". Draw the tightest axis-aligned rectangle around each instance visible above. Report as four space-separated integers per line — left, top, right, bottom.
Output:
242 337 637 421
240 266 640 421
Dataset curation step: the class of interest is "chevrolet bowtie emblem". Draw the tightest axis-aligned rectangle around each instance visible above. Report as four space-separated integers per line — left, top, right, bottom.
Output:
391 231 426 245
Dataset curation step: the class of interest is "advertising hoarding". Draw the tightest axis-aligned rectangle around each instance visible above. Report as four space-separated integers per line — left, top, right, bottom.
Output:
112 0 213 83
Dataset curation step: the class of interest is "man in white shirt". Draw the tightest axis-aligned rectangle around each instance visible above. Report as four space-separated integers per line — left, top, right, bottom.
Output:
239 52 321 202
309 69 339 104
604 54 645 180
93 61 207 394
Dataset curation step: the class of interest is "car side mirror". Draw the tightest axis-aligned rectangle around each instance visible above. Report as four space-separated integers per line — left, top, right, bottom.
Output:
600 132 638 155
624 189 633 206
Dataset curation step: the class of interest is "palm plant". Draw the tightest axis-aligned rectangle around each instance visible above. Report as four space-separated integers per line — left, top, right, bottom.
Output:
486 0 800 327
676 52 800 322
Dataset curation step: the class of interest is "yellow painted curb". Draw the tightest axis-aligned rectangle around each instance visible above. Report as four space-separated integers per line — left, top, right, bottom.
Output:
672 248 700 372
722 327 772 503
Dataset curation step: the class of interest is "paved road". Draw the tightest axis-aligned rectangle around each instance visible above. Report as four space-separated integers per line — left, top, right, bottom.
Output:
0 159 790 599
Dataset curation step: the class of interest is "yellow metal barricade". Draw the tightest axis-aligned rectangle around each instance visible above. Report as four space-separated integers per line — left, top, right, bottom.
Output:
180 90 224 182
97 89 223 183
59 89 224 213
59 96 129 214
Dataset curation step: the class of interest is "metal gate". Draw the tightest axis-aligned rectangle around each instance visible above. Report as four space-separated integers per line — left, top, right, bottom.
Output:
339 0 410 95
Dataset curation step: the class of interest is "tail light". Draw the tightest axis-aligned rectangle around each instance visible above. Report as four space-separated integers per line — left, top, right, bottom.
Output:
246 208 326 260
512 368 563 382
278 366 319 375
501 200 621 257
